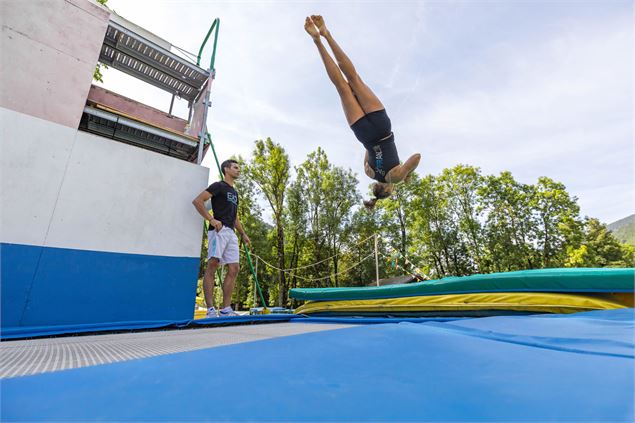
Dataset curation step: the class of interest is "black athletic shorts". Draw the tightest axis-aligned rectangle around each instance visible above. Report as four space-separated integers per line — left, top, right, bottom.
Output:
350 109 392 147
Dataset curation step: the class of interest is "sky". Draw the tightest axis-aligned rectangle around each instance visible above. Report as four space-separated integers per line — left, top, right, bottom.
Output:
100 0 634 225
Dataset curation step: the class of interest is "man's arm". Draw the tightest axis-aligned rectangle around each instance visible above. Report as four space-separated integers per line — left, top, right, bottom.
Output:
234 216 251 247
192 191 222 231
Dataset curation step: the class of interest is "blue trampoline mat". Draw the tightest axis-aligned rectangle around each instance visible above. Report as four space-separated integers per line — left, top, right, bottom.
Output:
1 314 299 340
2 309 633 422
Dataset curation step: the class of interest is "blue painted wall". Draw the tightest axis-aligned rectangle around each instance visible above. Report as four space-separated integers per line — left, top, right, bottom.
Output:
1 243 199 328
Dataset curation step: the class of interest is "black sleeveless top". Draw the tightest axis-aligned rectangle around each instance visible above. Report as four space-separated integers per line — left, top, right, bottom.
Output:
350 109 400 183
365 133 400 183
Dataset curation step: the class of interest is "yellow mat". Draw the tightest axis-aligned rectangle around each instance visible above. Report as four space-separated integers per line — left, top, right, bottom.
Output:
295 292 631 315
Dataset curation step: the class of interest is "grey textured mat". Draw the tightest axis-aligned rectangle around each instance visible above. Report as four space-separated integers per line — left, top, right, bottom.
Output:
0 322 352 378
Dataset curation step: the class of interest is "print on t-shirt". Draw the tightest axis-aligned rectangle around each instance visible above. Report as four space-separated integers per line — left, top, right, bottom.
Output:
205 181 239 229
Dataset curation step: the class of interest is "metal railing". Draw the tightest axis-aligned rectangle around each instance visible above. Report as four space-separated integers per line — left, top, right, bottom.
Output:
197 18 220 71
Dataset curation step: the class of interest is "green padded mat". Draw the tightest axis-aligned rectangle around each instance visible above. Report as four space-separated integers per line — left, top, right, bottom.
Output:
289 268 635 301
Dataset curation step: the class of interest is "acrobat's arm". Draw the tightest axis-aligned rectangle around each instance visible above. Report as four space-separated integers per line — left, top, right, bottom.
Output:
363 151 375 179
386 153 421 183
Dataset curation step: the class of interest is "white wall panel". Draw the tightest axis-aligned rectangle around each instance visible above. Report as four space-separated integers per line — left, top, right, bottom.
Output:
1 107 210 258
45 131 209 258
0 108 76 246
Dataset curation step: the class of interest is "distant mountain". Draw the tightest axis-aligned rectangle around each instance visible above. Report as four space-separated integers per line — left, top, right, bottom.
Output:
608 214 635 246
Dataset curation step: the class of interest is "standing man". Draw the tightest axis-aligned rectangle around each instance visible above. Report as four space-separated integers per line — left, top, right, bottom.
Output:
192 159 251 318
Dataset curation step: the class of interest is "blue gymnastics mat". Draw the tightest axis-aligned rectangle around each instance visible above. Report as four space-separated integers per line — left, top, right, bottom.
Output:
2 309 633 421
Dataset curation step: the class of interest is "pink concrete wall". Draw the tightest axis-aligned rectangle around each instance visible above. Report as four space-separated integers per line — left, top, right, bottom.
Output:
88 85 188 134
0 0 109 128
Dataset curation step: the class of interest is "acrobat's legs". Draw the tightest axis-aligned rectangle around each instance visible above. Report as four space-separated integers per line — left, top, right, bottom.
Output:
312 15 384 114
305 17 365 125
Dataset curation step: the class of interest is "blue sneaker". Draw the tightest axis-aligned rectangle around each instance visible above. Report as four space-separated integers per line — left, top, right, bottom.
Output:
205 307 218 318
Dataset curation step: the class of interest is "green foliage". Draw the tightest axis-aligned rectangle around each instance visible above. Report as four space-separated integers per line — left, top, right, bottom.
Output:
531 177 582 267
196 146 633 310
242 139 290 306
479 171 536 272
565 218 635 267
288 148 361 289
93 64 106 83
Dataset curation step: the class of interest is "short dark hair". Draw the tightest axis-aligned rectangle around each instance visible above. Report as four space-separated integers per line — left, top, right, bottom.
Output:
221 159 239 175
373 183 391 199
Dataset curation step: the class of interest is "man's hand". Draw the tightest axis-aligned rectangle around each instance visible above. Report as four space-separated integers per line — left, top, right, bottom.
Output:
209 218 222 232
241 233 251 248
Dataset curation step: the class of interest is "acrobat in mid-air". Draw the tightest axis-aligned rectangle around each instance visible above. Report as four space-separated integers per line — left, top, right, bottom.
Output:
304 15 421 209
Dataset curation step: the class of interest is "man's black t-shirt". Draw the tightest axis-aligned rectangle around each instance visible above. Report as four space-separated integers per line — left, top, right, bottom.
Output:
206 181 239 229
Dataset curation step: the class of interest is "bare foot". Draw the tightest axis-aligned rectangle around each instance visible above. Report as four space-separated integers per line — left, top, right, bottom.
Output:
304 17 319 40
311 15 329 37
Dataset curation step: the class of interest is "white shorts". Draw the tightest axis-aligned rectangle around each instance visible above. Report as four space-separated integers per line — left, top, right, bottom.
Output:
207 227 239 265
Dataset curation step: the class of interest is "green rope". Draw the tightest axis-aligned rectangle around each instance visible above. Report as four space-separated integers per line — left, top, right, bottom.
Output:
206 133 222 180
244 245 268 308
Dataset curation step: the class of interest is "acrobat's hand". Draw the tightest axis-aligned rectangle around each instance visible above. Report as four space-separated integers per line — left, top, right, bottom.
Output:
241 233 252 248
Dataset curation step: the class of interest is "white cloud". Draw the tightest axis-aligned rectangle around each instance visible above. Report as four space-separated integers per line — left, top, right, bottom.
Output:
395 12 633 222
102 0 633 224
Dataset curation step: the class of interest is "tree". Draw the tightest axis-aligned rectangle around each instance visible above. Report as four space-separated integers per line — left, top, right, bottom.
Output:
442 165 485 272
531 177 583 267
321 166 360 286
294 148 331 285
221 143 633 307
284 178 309 294
409 174 463 278
566 218 635 267
376 173 419 260
244 139 290 306
479 172 537 271
286 149 362 288
348 207 382 285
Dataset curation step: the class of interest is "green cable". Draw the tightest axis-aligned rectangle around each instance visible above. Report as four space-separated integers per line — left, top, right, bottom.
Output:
244 245 268 308
206 133 222 180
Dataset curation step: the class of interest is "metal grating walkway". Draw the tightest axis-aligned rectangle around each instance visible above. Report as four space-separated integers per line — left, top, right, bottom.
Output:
0 322 353 379
99 18 209 102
